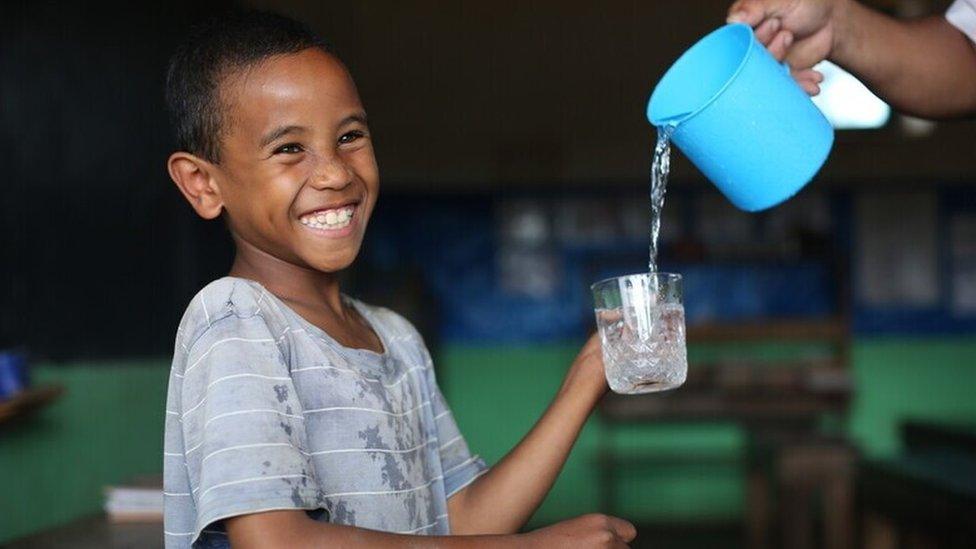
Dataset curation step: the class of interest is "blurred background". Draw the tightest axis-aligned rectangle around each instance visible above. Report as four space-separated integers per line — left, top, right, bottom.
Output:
2 0 975 547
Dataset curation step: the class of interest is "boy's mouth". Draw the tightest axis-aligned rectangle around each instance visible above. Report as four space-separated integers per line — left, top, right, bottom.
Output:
298 204 357 232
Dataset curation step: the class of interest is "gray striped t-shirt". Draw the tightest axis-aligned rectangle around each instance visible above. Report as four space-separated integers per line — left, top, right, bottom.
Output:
163 277 487 548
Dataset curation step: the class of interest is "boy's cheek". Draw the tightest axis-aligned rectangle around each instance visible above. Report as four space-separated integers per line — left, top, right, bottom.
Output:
351 145 380 175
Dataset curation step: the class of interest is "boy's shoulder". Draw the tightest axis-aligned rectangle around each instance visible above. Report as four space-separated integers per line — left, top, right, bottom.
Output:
173 277 426 354
175 276 281 351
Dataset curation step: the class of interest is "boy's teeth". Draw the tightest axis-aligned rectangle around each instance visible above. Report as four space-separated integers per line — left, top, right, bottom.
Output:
300 206 355 229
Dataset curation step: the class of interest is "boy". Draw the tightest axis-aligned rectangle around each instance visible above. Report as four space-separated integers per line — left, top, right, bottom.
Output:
163 11 636 548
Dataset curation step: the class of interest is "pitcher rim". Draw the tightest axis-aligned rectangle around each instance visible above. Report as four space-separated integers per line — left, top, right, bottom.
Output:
647 22 755 127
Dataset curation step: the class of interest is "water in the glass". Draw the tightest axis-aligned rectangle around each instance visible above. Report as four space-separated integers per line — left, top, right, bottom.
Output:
593 274 687 394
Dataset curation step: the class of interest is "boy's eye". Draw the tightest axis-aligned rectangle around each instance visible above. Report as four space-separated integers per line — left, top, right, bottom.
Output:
273 143 304 155
338 130 365 145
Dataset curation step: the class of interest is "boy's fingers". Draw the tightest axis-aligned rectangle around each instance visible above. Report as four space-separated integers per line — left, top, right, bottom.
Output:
766 29 794 61
754 17 781 45
607 516 637 542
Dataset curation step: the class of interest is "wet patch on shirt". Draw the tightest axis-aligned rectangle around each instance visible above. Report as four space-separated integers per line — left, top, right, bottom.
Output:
291 485 305 507
358 425 408 490
273 384 289 402
330 500 357 524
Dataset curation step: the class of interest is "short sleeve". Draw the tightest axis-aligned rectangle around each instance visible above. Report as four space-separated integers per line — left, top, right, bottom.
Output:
947 0 976 44
422 355 489 498
179 313 321 544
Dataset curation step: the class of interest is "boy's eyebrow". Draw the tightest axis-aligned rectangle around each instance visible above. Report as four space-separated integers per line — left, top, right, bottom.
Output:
259 125 306 149
338 113 368 127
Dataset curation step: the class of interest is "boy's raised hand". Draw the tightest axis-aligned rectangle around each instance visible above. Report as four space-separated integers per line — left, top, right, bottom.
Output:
561 331 609 398
525 514 637 548
442 332 613 535
727 0 846 94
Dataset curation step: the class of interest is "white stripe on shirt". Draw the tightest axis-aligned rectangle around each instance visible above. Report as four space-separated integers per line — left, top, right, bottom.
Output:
181 373 293 418
439 435 463 451
442 455 480 477
184 337 276 376
304 401 429 418
310 438 435 456
322 475 443 498
292 364 422 388
201 442 310 464
203 408 304 429
198 474 314 501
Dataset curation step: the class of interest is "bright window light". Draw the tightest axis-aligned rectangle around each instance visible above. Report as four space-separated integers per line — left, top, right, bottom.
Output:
810 60 891 129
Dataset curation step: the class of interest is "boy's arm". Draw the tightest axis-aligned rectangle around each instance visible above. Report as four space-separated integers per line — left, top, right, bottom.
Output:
225 508 636 548
446 334 607 535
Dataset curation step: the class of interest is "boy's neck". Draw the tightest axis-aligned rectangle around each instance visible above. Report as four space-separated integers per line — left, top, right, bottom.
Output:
228 239 345 316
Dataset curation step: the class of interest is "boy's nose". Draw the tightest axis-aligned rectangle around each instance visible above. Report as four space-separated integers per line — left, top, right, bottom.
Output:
308 156 354 190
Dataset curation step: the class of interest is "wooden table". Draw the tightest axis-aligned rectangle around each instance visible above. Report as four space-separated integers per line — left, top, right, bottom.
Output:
3 515 161 549
860 421 976 549
597 318 855 549
0 385 64 426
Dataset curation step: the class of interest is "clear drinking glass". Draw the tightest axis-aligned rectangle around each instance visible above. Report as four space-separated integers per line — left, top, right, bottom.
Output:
591 273 687 394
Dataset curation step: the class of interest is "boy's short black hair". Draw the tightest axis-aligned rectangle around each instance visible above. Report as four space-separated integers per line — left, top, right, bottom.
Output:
165 10 332 163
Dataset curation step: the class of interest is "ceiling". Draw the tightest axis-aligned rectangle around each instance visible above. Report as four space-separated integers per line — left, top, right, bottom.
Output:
246 0 974 190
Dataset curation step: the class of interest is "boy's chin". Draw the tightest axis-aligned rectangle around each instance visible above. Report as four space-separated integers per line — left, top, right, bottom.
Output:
300 252 359 274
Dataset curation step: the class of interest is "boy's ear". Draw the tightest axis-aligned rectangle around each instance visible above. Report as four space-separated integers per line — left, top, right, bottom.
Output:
167 152 224 220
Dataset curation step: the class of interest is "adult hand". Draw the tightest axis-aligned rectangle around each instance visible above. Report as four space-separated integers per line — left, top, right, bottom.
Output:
727 0 850 94
525 514 637 548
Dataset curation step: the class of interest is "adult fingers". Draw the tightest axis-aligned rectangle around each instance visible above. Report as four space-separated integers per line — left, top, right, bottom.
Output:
754 17 781 45
797 79 822 95
791 68 824 95
791 68 824 84
727 0 790 26
766 29 794 61
783 37 832 71
727 0 765 26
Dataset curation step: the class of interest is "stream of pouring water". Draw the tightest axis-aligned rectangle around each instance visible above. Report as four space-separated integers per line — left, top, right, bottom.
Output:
648 125 674 274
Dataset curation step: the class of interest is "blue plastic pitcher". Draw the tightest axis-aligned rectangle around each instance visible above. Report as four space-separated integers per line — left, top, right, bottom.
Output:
647 23 833 212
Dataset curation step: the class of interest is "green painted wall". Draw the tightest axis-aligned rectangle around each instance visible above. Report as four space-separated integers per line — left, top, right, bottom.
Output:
2 338 974 542
0 361 169 542
439 337 976 525
846 338 976 456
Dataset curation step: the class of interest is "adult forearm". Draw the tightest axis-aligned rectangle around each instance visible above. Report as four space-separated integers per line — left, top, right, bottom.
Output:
449 376 603 535
832 1 976 118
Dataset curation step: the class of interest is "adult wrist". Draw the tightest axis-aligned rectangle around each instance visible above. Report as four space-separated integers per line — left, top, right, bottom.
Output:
829 0 857 65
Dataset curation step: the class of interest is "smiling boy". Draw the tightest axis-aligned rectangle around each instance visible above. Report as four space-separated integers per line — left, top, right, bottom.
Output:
163 11 636 549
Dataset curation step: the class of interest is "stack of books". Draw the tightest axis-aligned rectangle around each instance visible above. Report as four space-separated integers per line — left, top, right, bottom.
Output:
104 477 164 522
